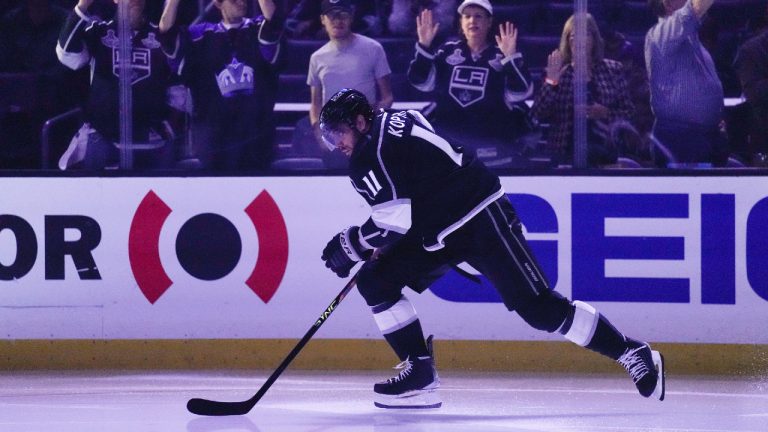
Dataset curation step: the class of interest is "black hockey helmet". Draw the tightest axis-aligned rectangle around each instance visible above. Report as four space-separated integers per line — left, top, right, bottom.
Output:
319 88 375 149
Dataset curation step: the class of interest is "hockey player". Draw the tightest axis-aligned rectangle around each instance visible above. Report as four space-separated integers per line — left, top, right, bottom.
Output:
319 88 666 409
407 0 534 168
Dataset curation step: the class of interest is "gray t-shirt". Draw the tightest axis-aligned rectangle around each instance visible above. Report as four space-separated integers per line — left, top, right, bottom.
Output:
307 34 392 104
645 0 723 126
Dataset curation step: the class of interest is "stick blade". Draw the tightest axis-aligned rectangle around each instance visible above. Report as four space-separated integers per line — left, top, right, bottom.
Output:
186 398 254 416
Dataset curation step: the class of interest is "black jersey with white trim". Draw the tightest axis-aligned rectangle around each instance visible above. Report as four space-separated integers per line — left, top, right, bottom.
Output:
407 39 533 138
181 17 281 122
56 7 179 141
349 109 502 251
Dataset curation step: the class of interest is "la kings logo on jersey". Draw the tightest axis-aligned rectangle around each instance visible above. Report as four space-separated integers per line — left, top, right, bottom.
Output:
449 66 488 107
217 57 255 97
112 48 151 85
104 30 152 85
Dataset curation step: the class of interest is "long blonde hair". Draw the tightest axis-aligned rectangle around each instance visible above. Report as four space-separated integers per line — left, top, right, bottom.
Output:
559 13 605 65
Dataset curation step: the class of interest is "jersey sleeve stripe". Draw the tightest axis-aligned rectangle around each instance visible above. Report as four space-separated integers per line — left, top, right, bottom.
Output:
407 109 435 132
424 187 505 251
503 54 534 105
358 231 378 250
410 124 462 166
74 5 90 21
56 41 90 70
376 113 398 200
415 42 435 60
59 11 87 51
371 199 412 234
410 43 437 92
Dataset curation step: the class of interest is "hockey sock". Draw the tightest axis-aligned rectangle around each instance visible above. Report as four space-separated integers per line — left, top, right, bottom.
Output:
384 320 430 360
584 315 628 360
559 301 627 360
372 295 429 360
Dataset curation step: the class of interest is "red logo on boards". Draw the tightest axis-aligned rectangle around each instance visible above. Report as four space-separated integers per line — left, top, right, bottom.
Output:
128 190 289 304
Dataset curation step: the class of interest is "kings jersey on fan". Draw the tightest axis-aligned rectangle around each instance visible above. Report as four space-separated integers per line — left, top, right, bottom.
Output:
180 16 281 122
56 6 179 141
407 39 533 139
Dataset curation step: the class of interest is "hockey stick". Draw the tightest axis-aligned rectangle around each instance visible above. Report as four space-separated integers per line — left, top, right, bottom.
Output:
187 271 359 416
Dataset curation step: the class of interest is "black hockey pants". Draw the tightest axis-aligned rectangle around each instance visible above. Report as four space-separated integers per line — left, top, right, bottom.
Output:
356 197 572 333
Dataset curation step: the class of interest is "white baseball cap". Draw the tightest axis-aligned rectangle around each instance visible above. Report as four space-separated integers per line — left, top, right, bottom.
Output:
457 0 493 16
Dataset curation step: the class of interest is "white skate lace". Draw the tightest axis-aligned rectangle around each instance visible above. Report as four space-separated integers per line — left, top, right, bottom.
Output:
617 346 650 383
387 358 413 384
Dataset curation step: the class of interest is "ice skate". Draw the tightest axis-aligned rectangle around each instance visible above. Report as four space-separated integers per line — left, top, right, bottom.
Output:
374 336 441 409
617 338 665 401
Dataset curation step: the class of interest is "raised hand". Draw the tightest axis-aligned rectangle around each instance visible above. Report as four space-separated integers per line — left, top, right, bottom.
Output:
545 49 565 83
416 9 440 48
495 22 518 58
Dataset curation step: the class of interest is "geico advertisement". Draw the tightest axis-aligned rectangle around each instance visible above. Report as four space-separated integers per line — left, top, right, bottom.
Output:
0 176 766 343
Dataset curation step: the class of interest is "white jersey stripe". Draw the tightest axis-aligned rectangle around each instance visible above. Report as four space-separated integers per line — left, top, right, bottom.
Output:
424 188 505 251
371 199 412 234
410 124 462 166
407 109 435 132
376 113 398 200
500 53 534 107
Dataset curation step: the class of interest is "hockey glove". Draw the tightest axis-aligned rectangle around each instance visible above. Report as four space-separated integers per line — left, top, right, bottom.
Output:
321 226 372 277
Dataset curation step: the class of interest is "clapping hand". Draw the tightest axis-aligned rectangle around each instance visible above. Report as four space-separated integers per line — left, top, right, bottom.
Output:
495 22 518 58
416 9 440 48
545 49 566 83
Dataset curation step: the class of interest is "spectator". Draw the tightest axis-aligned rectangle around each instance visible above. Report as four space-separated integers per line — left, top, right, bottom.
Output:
408 0 533 168
603 30 654 152
56 0 178 170
531 13 635 167
305 0 393 168
0 0 81 169
1 0 69 74
734 8 768 166
645 0 727 167
160 0 282 171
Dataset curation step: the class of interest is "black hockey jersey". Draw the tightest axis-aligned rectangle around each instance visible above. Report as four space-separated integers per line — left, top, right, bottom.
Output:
407 40 533 139
56 7 178 141
180 17 281 123
350 109 503 252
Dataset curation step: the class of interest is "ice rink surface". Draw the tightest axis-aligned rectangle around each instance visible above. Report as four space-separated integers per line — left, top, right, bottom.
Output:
0 370 766 432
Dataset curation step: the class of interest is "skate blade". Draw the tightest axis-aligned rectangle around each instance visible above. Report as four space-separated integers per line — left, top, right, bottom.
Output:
651 350 665 401
374 390 442 409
